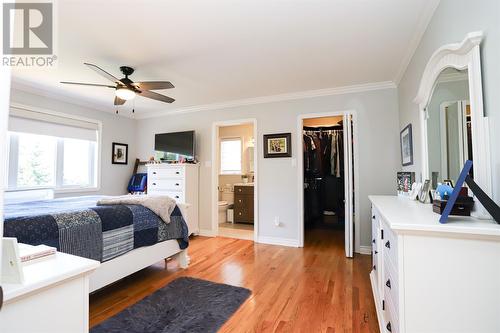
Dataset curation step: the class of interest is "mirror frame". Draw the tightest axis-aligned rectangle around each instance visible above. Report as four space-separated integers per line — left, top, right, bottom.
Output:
414 31 492 216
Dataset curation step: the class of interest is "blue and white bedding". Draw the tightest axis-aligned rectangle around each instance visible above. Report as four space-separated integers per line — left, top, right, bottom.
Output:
3 196 189 262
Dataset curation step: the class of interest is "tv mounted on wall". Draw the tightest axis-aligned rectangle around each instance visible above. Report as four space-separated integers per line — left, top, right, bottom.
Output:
155 130 195 161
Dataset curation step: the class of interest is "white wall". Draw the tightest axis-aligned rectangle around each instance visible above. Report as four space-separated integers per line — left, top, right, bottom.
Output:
136 88 400 248
398 0 500 203
9 88 137 197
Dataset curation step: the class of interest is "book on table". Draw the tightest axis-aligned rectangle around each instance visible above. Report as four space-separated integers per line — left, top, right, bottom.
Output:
18 243 56 262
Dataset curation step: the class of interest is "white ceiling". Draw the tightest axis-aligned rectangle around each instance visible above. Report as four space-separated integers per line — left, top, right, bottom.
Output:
12 0 439 116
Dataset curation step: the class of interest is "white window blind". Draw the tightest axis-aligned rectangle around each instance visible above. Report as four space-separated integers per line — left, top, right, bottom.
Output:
220 138 242 174
9 107 98 141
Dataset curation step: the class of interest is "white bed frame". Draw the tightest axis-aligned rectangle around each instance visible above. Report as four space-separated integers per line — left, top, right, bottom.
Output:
89 204 192 293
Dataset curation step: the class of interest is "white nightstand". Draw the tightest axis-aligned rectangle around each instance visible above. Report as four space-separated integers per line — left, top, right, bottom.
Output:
0 251 99 333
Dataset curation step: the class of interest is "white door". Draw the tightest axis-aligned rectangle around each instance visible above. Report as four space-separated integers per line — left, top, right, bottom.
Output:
0 64 12 307
343 114 354 258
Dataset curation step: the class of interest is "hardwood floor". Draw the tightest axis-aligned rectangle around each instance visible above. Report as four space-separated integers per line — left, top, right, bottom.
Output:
90 229 379 332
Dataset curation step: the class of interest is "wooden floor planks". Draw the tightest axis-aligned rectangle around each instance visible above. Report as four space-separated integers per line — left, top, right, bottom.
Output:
90 228 379 332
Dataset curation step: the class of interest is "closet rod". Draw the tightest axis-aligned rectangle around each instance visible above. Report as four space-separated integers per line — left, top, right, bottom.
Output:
303 125 342 131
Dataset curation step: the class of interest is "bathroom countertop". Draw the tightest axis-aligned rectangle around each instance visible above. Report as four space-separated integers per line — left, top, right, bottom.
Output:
233 183 254 186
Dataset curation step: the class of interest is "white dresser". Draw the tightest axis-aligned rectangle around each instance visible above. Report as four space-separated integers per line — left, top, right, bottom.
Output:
147 163 199 235
370 195 500 333
0 252 99 333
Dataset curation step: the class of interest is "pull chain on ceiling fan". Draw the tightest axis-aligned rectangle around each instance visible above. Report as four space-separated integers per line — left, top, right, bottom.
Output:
61 63 175 110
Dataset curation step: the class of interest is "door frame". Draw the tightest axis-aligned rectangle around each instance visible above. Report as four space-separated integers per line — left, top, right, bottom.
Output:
211 118 258 240
297 110 360 256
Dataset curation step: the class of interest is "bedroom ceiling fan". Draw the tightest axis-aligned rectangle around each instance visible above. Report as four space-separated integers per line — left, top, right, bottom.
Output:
61 63 175 107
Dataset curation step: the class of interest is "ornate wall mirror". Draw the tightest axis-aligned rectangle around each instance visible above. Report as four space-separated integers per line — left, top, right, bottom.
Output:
415 31 491 217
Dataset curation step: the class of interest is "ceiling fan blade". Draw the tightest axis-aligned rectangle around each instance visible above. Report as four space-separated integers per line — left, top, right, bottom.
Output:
114 96 126 105
139 90 175 103
133 81 174 90
61 81 115 88
84 62 123 85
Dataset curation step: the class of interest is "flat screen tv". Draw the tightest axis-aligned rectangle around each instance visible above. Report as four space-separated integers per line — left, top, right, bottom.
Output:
155 130 195 161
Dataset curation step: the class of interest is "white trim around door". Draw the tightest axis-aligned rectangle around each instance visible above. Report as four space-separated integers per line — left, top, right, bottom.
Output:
297 110 360 256
211 118 258 241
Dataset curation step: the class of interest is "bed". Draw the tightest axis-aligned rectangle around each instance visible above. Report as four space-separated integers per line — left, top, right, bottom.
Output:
3 195 191 292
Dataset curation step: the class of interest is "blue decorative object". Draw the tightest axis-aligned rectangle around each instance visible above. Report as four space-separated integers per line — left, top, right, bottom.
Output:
127 173 148 193
436 184 454 200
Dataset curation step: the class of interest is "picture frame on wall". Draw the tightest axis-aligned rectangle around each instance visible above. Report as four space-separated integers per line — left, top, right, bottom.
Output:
263 133 291 158
400 124 413 166
112 142 128 165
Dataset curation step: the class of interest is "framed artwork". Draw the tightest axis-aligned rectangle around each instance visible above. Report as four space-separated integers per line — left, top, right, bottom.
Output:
400 124 414 166
263 133 291 158
112 142 128 165
419 179 431 203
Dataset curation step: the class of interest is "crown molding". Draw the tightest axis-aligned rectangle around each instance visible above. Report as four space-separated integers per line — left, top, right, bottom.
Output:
135 81 396 119
393 0 441 85
10 78 134 119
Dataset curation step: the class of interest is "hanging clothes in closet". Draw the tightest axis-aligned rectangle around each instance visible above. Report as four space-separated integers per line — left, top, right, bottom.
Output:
303 125 345 226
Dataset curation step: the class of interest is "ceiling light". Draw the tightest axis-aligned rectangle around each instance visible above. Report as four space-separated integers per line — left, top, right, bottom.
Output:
115 87 135 100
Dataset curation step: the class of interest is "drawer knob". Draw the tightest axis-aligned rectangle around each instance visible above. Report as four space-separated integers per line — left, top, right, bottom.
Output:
153 182 157 186
176 171 180 174
175 196 179 199
386 279 391 289
374 250 378 254
373 265 376 271
386 322 392 332
175 183 180 186
372 215 376 219
153 172 157 175
238 212 242 216
238 189 242 192
238 199 242 203
372 238 376 244
385 240 390 249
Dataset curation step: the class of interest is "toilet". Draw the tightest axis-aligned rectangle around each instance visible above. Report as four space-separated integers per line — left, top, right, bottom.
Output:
218 188 234 224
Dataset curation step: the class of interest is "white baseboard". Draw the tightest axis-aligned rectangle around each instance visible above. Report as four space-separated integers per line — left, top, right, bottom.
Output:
256 236 300 247
358 245 372 255
197 229 217 237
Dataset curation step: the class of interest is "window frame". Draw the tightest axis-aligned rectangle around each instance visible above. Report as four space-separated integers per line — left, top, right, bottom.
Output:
219 137 243 175
6 104 102 194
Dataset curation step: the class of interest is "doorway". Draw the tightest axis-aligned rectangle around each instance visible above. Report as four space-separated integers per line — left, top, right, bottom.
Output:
298 111 357 257
212 119 257 241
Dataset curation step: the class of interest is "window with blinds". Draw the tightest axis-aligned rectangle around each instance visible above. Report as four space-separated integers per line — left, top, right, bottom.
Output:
220 138 242 175
6 106 100 191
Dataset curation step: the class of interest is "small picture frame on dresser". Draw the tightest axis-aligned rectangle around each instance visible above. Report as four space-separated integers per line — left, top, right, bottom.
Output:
418 180 431 203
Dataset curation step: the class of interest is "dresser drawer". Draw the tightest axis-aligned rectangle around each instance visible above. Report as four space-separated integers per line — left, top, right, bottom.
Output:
382 223 398 268
234 206 253 223
148 190 185 203
383 258 399 311
234 185 254 195
384 281 399 333
149 167 184 179
149 179 184 191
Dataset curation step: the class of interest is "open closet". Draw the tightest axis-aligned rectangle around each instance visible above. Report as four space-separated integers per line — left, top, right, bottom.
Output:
301 114 355 257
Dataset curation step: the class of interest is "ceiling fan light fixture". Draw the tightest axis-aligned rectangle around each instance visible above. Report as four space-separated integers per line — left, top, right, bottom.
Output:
115 87 135 100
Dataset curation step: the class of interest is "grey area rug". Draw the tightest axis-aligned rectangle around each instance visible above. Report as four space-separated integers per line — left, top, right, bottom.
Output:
91 277 251 333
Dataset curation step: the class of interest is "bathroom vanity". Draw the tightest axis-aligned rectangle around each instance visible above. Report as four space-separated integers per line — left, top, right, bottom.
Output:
234 184 254 224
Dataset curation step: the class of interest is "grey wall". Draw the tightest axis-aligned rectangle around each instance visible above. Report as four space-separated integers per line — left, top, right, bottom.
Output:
10 89 137 197
136 88 400 249
398 0 500 202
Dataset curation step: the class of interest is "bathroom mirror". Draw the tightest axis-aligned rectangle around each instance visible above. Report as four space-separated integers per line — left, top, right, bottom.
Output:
426 68 471 186
415 31 492 217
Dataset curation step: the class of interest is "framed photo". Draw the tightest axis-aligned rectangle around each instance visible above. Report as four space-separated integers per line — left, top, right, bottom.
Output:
112 142 128 165
419 179 431 203
263 133 291 158
400 124 413 166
